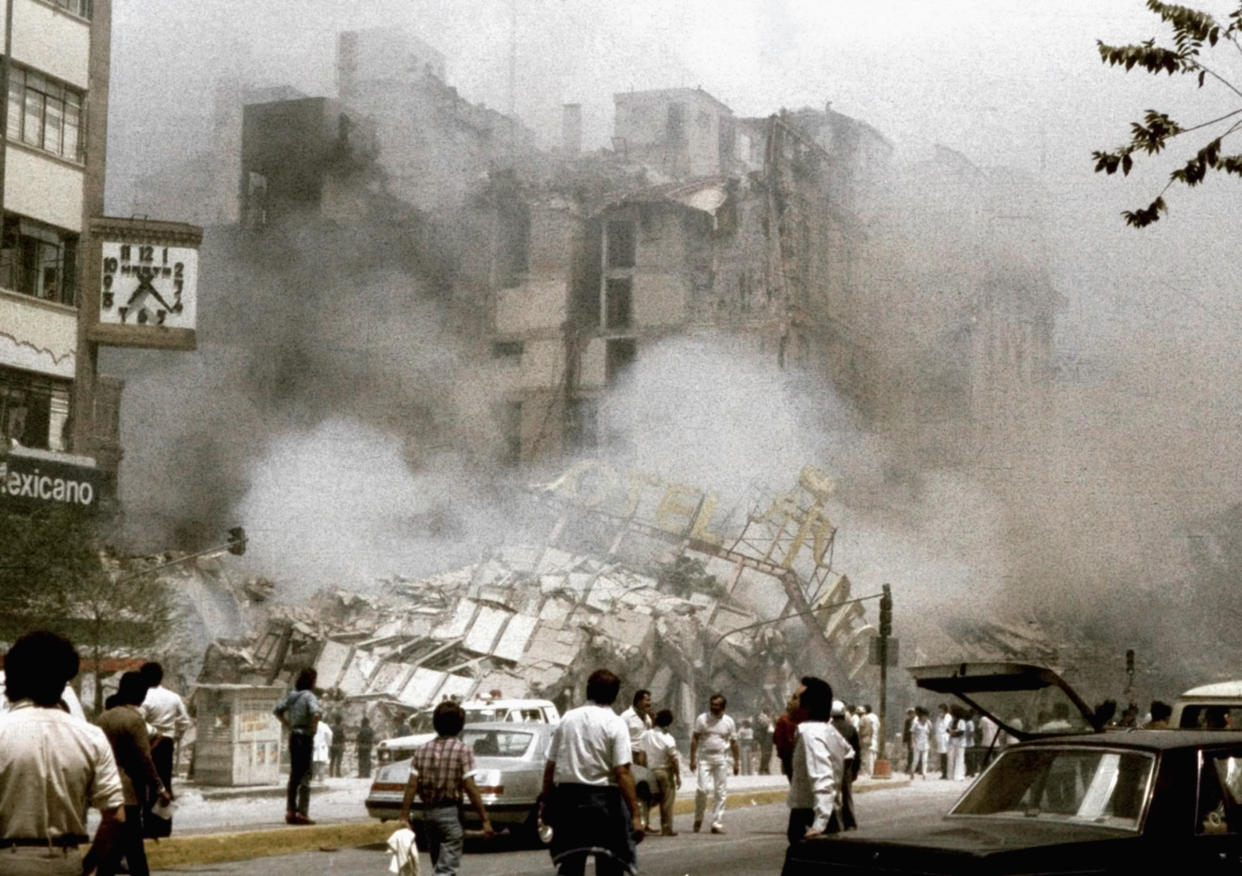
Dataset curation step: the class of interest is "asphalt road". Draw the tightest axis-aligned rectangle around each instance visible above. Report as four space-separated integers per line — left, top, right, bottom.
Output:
154 778 964 874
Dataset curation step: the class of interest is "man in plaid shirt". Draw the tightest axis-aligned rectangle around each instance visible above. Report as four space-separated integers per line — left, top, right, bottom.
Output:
399 701 494 875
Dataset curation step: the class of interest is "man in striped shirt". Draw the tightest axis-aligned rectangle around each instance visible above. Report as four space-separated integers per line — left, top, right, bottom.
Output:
400 701 493 875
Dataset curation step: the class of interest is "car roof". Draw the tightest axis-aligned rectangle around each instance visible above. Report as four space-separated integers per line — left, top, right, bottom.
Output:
1014 728 1242 752
462 720 553 734
1178 680 1242 698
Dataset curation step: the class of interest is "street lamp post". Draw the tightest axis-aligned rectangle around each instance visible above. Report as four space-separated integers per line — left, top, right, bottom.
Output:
110 526 247 585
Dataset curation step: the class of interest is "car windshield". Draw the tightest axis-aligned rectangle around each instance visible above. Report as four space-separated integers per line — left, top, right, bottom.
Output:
461 728 535 758
951 747 1155 831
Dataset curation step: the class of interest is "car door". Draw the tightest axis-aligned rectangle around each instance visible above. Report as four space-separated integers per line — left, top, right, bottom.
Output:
908 662 1103 743
1190 746 1242 871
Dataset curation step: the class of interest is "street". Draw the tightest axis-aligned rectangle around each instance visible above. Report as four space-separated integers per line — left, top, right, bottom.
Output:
153 779 962 874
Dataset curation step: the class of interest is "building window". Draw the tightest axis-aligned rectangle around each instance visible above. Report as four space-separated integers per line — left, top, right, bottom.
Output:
492 340 524 360
566 397 598 450
6 66 85 162
606 338 636 384
0 214 78 306
0 369 70 451
604 278 632 329
666 103 686 147
606 220 636 269
501 401 522 465
48 0 92 19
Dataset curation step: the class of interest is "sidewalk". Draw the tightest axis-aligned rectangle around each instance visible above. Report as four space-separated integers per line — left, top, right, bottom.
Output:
146 771 911 870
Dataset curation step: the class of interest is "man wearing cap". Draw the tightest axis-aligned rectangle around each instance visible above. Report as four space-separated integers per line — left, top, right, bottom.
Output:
0 631 125 874
831 699 861 830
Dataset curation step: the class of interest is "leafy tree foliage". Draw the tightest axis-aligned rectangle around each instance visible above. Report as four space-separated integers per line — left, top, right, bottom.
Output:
1094 0 1242 226
0 507 175 714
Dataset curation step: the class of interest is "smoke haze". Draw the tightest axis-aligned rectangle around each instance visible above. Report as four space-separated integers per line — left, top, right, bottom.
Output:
100 1 1242 692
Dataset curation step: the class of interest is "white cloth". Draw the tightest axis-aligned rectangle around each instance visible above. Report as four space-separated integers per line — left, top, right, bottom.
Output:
640 727 678 770
0 701 125 841
933 712 951 754
692 712 737 759
978 715 999 748
313 721 333 763
386 826 420 876
619 706 652 750
786 721 850 833
140 684 190 739
549 703 631 786
911 716 931 752
861 712 880 752
694 759 730 829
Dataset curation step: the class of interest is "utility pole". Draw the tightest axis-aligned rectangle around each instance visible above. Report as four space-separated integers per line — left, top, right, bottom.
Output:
876 583 893 775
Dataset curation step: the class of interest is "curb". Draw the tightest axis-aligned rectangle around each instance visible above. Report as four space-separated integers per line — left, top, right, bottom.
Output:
148 778 911 870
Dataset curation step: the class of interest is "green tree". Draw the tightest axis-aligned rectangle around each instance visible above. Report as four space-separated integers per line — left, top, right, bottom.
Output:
1094 0 1242 226
0 507 175 714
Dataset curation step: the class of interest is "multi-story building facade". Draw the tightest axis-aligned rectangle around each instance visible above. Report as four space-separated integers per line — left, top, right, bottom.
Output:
0 0 114 481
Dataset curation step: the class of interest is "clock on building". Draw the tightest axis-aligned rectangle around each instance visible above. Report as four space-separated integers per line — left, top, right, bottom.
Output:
87 217 202 351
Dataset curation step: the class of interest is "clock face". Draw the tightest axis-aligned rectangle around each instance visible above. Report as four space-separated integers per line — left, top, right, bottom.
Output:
98 241 198 328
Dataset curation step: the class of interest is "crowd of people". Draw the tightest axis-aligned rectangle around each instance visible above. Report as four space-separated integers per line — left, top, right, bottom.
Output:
0 630 189 875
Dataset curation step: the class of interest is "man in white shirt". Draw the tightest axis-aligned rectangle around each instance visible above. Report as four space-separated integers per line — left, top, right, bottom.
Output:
0 631 126 874
933 703 952 779
690 693 739 834
640 709 681 835
910 707 931 778
138 662 189 799
618 688 653 830
785 676 852 845
541 668 644 876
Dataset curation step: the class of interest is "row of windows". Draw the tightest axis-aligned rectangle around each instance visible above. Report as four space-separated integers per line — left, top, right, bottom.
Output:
47 0 91 18
6 65 86 163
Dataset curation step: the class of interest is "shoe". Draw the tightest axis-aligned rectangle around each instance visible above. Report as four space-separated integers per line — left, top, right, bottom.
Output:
289 813 315 825
644 826 659 834
710 825 725 834
285 813 296 825
693 820 702 833
661 830 679 836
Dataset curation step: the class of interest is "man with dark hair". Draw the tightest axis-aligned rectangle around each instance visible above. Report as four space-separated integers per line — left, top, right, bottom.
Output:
619 688 653 830
0 631 125 874
273 667 322 825
399 700 493 876
690 692 739 834
785 676 852 845
541 668 644 875
640 709 680 835
1144 700 1173 729
356 716 375 778
91 672 170 876
137 661 188 838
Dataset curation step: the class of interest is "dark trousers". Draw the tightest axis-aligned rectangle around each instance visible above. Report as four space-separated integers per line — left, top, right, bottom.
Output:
547 783 636 876
287 732 313 816
328 748 344 778
939 752 949 778
839 775 857 830
358 748 372 778
97 804 149 876
150 737 175 793
786 807 815 844
759 741 773 774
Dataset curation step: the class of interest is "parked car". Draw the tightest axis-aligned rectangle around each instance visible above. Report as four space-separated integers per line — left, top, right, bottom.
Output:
782 662 1242 874
367 721 557 846
367 718 655 848
376 698 560 764
1172 680 1242 730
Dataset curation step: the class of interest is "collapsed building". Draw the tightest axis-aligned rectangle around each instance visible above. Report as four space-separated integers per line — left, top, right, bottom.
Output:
188 463 879 753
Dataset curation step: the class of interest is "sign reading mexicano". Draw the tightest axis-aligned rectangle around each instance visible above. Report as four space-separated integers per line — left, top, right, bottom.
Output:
0 451 101 512
541 460 835 570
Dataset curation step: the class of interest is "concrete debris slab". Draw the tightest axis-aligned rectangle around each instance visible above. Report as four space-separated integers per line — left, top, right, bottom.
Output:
462 605 513 655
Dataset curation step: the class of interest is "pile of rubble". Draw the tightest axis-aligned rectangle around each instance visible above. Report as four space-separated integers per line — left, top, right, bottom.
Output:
194 544 832 741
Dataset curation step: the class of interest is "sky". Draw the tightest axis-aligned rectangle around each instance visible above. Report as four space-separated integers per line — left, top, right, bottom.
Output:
98 1 1242 686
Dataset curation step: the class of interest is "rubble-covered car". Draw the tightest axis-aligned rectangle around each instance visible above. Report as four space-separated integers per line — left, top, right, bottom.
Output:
367 721 558 845
376 698 560 764
782 663 1242 875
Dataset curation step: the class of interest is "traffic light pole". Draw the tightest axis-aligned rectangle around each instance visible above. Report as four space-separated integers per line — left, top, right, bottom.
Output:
876 583 893 776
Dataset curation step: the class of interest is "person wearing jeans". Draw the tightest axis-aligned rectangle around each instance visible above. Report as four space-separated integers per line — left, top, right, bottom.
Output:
273 667 323 825
400 701 493 876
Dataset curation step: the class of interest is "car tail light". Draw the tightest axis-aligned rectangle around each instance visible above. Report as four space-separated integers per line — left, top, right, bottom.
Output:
475 786 504 796
371 782 405 793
